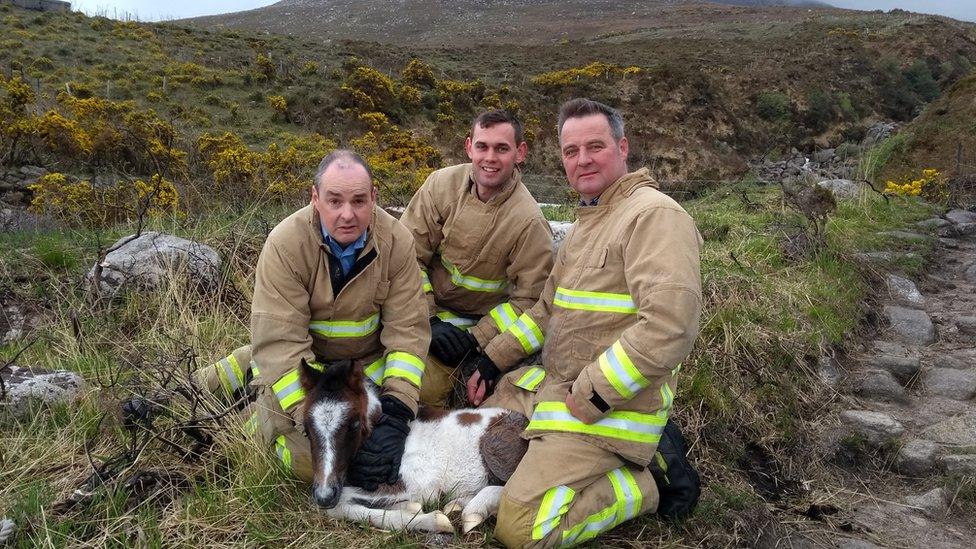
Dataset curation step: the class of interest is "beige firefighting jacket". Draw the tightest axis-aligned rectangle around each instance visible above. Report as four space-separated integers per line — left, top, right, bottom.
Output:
250 204 431 419
483 169 702 466
400 163 553 347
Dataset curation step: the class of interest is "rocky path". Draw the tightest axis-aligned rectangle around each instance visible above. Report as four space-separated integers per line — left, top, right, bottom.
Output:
832 208 976 548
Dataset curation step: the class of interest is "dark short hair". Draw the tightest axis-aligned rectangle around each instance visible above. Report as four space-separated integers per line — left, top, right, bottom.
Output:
314 149 373 189
471 109 524 145
557 98 625 141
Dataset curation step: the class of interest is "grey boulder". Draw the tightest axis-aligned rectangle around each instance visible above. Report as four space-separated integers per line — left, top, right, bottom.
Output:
1 365 85 417
86 232 221 298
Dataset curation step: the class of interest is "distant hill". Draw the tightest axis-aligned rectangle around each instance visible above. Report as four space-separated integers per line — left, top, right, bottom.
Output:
182 0 846 46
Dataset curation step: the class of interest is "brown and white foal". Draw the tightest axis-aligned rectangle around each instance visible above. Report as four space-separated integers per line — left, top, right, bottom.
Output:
298 359 527 534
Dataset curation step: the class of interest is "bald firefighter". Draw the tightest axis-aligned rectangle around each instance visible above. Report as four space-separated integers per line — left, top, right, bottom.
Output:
465 99 703 547
399 110 554 407
204 150 430 489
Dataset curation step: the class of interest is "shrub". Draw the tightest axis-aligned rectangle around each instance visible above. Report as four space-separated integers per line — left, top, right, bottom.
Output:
756 91 791 122
401 58 436 88
904 60 939 102
345 66 396 114
255 53 275 81
884 168 947 201
299 61 318 76
804 90 837 132
268 95 288 120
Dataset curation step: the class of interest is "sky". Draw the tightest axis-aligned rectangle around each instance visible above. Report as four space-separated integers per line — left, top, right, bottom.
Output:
69 1 976 23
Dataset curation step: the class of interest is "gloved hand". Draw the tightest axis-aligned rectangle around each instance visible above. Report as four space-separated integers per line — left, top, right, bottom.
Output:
348 395 414 491
120 396 160 430
429 317 478 367
464 353 501 406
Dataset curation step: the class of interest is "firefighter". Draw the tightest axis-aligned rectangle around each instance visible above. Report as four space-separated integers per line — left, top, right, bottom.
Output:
399 109 553 406
466 99 703 547
201 150 430 490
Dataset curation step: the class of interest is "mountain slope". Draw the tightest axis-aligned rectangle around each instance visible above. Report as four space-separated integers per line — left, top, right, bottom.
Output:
182 0 845 46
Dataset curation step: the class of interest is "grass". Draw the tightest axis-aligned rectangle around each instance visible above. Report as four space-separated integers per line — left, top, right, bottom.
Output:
0 178 940 547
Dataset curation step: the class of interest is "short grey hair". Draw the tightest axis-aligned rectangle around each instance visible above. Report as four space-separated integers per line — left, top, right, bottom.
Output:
314 149 373 189
557 98 625 141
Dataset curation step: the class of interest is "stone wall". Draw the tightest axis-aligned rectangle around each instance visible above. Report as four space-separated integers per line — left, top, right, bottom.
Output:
9 0 71 13
0 165 45 206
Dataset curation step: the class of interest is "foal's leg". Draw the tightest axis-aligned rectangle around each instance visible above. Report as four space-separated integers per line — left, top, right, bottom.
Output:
325 503 454 533
460 485 504 534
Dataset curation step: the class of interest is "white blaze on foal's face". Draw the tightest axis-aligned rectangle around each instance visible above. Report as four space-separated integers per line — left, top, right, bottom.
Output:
307 399 351 508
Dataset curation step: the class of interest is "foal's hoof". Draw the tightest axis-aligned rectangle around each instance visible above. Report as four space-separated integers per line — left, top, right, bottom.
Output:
441 499 464 516
461 513 485 534
433 511 455 534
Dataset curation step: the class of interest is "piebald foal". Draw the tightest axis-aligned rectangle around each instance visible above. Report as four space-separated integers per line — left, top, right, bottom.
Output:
298 359 528 534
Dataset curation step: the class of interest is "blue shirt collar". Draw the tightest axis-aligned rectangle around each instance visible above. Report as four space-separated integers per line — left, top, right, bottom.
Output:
321 225 368 275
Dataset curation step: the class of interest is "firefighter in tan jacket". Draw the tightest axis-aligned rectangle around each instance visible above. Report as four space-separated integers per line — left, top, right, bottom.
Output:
399 110 553 406
208 150 430 489
465 99 703 547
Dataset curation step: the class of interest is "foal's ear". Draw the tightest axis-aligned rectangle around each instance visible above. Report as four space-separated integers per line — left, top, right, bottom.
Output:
345 359 365 392
299 358 323 391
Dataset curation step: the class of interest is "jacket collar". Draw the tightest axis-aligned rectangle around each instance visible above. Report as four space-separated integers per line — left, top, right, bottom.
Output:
578 168 657 213
465 163 523 205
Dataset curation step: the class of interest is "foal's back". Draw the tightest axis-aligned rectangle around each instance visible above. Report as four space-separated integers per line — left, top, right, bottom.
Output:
400 407 510 502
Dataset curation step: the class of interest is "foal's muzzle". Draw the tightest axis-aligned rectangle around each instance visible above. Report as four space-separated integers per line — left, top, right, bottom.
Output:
312 484 341 509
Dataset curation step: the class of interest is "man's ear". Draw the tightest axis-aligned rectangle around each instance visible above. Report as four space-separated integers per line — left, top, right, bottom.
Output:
515 141 528 164
618 136 629 158
464 136 474 160
299 358 323 391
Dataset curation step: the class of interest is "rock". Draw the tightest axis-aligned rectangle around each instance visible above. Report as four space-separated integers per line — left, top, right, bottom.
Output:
939 237 961 249
861 122 897 148
956 317 976 336
0 301 30 344
837 540 882 549
941 454 976 475
840 410 904 445
871 340 916 357
916 217 951 230
965 263 976 284
0 365 85 417
549 221 573 253
853 369 906 401
877 230 935 244
18 165 45 178
865 355 920 383
882 305 935 346
86 232 221 298
885 274 924 307
896 439 942 476
923 368 976 400
854 251 921 265
935 355 970 370
816 179 863 200
945 209 976 225
0 203 52 230
818 355 842 386
812 148 835 163
905 488 948 518
922 413 976 445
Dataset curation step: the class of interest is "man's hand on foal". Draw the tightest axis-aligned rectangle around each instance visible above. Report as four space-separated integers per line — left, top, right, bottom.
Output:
347 395 413 491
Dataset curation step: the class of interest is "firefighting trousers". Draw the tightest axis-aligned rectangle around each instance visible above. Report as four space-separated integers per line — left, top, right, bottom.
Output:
483 367 660 548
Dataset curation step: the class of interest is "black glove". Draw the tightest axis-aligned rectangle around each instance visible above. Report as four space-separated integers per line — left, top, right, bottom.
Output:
467 353 502 400
347 395 414 491
120 396 160 430
429 317 479 367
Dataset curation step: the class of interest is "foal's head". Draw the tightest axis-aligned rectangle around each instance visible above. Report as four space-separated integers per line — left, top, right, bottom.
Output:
299 358 378 508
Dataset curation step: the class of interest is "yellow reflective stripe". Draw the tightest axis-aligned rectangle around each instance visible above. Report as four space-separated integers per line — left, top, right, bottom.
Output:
508 313 544 354
216 354 245 395
272 369 304 411
421 269 433 293
436 310 478 330
250 360 260 377
309 313 380 338
553 287 637 314
660 383 674 412
671 362 682 376
243 412 258 435
560 468 642 546
274 435 292 471
527 402 666 444
440 255 507 293
599 341 649 400
515 367 546 392
489 302 518 332
532 485 575 540
363 357 386 385
384 351 425 388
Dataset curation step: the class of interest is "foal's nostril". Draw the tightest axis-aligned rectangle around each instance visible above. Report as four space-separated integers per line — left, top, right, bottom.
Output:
312 485 340 509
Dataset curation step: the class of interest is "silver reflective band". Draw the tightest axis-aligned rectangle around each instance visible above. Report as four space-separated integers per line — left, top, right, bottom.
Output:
531 411 664 437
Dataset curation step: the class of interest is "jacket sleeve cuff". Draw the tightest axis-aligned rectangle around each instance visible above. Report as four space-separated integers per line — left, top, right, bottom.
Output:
571 367 613 422
381 377 420 417
469 320 495 349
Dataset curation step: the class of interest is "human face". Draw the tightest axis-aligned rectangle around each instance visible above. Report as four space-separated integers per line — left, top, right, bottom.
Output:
559 114 629 201
465 122 527 200
310 162 376 246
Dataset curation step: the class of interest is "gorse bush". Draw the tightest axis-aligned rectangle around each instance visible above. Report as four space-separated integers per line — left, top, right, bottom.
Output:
883 168 947 201
756 91 791 122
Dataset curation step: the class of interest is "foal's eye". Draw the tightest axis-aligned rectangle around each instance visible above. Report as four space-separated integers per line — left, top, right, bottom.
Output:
349 420 361 432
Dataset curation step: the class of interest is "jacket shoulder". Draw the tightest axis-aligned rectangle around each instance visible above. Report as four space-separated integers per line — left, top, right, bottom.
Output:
424 164 470 192
627 186 692 218
373 207 416 257
266 205 317 251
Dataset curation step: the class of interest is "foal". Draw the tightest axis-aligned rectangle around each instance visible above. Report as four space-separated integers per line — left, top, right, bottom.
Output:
298 358 528 534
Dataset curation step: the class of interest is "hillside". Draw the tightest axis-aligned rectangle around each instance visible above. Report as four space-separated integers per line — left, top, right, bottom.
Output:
2 2 975 206
183 0 847 46
874 73 976 193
